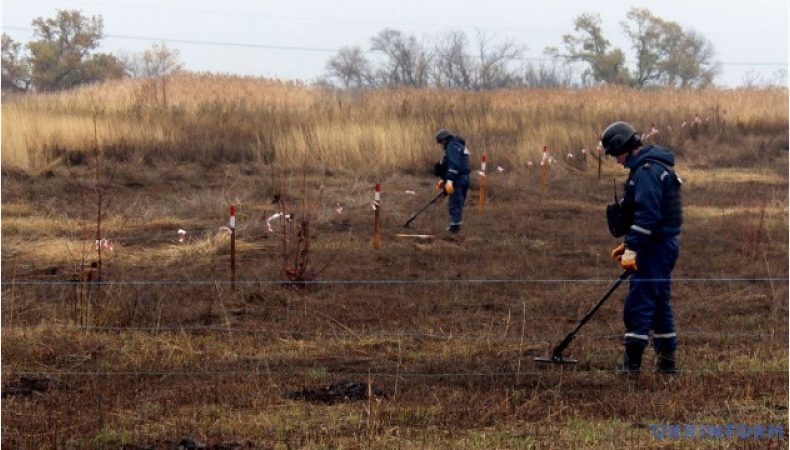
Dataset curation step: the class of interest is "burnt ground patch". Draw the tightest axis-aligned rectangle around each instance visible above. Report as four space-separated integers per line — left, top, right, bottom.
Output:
287 380 389 404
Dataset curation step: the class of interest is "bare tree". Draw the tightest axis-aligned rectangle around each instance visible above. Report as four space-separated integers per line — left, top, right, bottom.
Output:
139 41 183 78
126 42 183 107
325 46 373 88
522 59 578 88
370 28 431 87
740 69 763 88
323 28 544 90
124 42 182 79
472 31 524 90
768 68 788 88
432 31 474 89
740 68 788 88
320 26 582 90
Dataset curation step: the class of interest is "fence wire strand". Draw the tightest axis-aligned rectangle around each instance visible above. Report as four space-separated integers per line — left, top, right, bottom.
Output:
1 325 783 341
3 368 788 378
2 276 787 286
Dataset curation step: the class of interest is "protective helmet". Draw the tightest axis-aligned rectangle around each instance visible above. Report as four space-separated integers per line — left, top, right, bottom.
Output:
601 121 641 156
435 128 454 143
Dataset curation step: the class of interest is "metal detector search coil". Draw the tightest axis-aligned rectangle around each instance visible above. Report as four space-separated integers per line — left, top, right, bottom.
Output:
535 270 632 365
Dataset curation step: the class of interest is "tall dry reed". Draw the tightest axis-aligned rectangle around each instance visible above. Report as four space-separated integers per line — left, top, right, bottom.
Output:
2 73 787 172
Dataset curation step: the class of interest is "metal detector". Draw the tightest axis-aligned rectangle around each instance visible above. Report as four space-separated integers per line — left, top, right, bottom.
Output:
535 270 632 365
403 190 447 228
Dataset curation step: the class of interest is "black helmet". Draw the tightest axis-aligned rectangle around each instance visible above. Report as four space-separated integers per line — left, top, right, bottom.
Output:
601 121 641 156
435 128 454 143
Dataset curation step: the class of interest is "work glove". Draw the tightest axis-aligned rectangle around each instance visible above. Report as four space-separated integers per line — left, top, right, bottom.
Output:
435 179 445 192
444 180 454 194
619 249 638 271
610 243 626 260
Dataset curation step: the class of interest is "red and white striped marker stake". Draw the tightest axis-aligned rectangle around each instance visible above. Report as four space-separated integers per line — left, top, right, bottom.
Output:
478 153 487 212
373 183 381 250
229 205 236 292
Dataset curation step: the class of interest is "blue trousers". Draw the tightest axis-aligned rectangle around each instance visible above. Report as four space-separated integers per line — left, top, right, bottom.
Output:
448 175 470 226
623 237 679 352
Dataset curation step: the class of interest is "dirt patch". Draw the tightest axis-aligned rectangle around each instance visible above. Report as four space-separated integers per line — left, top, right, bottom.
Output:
287 380 389 404
2 376 64 397
175 438 254 450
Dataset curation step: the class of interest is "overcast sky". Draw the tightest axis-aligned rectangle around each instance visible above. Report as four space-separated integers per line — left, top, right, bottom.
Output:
2 0 788 87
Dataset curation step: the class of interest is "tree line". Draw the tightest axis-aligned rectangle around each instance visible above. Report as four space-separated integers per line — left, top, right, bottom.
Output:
2 10 182 93
3 8 719 93
323 9 719 89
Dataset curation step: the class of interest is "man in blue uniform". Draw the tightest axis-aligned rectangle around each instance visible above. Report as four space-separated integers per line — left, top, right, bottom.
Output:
602 121 683 374
433 129 471 234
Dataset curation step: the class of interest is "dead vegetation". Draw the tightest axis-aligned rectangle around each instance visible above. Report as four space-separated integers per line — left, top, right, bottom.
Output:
1 79 788 449
2 74 787 172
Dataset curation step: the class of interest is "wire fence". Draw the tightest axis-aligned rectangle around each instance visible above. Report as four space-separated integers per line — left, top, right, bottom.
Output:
6 422 783 450
2 325 780 340
3 273 786 380
3 276 785 336
3 368 788 378
1 276 787 286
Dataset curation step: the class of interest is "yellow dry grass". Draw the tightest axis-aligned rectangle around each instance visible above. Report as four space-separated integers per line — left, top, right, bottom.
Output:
682 166 787 184
1 76 787 450
685 204 788 219
2 74 787 172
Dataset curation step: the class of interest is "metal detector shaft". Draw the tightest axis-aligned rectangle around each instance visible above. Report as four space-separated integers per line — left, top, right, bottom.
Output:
403 191 447 228
544 270 632 362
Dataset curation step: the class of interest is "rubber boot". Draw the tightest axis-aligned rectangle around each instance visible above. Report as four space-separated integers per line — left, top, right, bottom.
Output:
656 350 677 374
619 343 645 373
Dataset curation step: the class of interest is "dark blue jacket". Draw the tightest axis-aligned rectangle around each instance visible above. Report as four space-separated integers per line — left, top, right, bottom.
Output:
441 136 470 182
622 145 683 251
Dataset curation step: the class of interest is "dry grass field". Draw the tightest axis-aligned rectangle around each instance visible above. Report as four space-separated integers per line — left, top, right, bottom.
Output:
1 75 788 449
